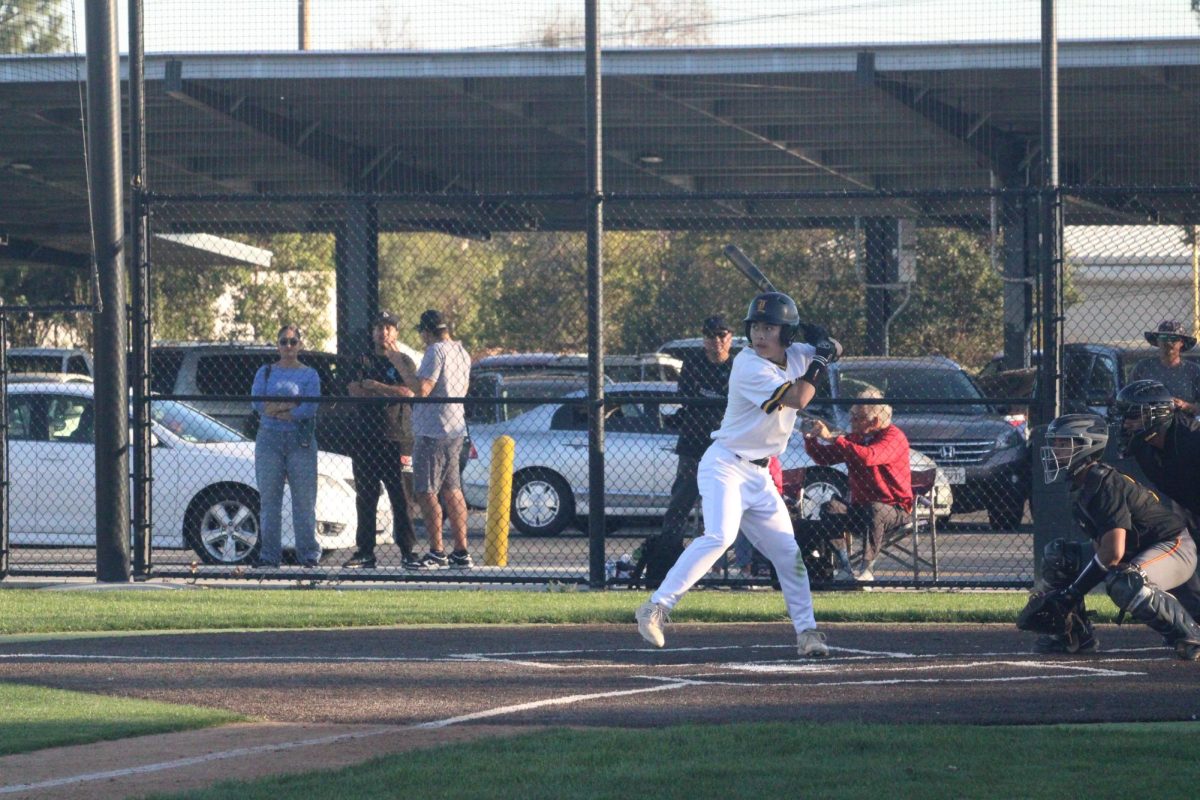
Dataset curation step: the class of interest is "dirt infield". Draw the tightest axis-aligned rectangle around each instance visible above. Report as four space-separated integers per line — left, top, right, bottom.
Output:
1 622 1198 798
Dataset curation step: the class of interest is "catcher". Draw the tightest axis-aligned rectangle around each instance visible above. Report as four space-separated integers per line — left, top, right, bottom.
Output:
1018 413 1200 660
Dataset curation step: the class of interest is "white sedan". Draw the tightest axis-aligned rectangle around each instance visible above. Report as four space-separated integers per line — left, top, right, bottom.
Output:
6 382 358 564
462 382 951 536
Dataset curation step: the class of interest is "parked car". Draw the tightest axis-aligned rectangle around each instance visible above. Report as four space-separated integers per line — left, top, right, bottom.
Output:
4 381 358 564
6 347 93 377
145 342 360 455
472 352 683 382
808 356 1030 530
467 370 592 426
976 342 1200 425
657 335 749 362
461 382 951 536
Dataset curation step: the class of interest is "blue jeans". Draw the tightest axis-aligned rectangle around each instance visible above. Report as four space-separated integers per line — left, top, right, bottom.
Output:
255 426 319 564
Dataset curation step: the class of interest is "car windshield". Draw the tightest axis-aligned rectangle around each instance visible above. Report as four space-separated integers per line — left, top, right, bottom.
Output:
150 399 246 443
834 366 989 416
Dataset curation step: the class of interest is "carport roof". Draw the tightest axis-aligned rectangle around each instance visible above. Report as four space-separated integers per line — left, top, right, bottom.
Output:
1 38 1198 260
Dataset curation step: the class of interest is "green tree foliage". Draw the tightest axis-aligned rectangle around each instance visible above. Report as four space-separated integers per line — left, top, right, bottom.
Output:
230 234 334 347
152 234 334 348
0 263 90 346
0 1 69 54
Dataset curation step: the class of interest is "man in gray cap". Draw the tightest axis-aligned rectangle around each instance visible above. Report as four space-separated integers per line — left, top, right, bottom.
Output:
1131 320 1200 416
394 309 474 569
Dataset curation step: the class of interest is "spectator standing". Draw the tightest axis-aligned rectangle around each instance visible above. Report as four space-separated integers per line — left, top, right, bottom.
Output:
343 312 421 570
251 325 322 567
395 309 474 569
1130 320 1200 415
803 389 912 583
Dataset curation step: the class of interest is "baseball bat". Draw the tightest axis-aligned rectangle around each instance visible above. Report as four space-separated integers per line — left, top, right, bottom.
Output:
723 244 777 294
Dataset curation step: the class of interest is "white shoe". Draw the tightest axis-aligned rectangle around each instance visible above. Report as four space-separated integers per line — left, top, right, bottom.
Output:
833 568 854 583
856 568 875 583
797 628 829 658
635 601 670 648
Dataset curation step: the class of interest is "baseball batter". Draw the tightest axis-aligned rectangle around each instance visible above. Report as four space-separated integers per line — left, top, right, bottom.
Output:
636 291 841 657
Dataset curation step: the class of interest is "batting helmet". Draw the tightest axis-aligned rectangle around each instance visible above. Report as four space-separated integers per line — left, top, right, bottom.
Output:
744 292 800 345
1041 413 1108 484
1108 379 1175 456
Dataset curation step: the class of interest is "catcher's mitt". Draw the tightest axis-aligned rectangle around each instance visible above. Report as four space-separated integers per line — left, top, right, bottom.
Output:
1016 590 1078 636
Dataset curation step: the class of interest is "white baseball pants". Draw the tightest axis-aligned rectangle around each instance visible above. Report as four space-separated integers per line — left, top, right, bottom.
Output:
651 443 817 632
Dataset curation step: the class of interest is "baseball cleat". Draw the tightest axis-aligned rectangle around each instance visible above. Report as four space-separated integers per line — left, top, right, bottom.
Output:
635 601 670 647
797 628 829 658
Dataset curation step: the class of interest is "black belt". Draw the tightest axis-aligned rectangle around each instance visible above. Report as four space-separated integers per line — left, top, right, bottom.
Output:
737 454 770 468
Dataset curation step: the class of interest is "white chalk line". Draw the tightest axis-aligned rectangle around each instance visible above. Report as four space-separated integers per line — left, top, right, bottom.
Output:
0 681 691 795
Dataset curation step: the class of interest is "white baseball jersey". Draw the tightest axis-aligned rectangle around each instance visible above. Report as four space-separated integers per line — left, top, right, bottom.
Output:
710 342 816 460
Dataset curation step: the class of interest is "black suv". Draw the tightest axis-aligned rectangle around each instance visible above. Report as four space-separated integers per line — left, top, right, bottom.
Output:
809 356 1030 530
976 343 1200 426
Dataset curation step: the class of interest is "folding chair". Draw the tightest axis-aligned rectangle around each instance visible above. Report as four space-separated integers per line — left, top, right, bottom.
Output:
876 467 939 581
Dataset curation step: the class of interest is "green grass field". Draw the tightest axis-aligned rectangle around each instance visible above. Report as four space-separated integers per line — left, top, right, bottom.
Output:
0 682 242 756
0 587 1144 797
0 587 1120 636
143 721 1200 800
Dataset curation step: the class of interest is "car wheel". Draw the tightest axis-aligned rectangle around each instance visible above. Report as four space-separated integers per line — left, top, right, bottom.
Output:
798 469 848 521
184 485 261 565
986 497 1026 531
512 468 574 536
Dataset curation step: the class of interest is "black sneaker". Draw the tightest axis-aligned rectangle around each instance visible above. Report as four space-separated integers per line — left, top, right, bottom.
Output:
401 553 424 570
449 550 474 569
1175 640 1200 661
415 551 449 570
342 551 377 569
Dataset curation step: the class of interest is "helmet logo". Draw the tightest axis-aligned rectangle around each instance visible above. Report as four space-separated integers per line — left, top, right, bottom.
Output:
756 299 768 312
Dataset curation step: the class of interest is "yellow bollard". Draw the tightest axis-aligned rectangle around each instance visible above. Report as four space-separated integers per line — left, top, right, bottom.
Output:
484 435 515 566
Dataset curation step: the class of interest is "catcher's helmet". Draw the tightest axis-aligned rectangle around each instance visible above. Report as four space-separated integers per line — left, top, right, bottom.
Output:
1108 379 1174 456
1041 413 1108 484
744 292 800 345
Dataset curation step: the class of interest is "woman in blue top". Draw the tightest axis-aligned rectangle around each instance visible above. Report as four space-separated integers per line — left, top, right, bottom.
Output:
251 324 322 567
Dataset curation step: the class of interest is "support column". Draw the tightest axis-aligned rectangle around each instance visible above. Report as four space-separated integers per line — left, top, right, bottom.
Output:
1001 192 1034 371
862 218 898 356
87 0 130 582
335 201 379 357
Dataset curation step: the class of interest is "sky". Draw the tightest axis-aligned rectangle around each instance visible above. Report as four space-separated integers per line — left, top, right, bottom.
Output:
59 0 1200 55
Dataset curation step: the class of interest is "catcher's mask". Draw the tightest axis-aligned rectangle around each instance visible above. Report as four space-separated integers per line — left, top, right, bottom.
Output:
1107 379 1174 456
1041 413 1108 484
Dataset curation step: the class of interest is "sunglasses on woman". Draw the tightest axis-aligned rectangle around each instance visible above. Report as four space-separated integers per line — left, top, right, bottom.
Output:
278 337 301 346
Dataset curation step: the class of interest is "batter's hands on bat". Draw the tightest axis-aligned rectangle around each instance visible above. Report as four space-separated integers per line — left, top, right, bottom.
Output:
798 322 828 346
812 337 842 366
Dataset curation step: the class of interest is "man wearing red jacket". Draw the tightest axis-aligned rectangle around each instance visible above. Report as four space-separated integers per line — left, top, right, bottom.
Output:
803 388 912 582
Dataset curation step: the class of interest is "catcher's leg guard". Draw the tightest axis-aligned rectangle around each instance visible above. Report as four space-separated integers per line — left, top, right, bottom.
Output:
1107 568 1200 658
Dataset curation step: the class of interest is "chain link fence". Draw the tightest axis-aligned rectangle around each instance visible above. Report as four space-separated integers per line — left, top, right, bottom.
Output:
3 1 1200 586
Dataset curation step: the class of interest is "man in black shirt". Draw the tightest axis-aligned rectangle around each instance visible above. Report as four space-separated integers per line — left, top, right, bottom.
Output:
1036 413 1200 660
637 316 735 588
342 313 421 569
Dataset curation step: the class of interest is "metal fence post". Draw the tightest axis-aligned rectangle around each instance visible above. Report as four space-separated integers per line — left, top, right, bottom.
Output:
585 0 607 589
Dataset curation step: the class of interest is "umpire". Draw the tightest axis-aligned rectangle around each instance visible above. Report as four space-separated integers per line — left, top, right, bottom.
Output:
342 312 421 569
